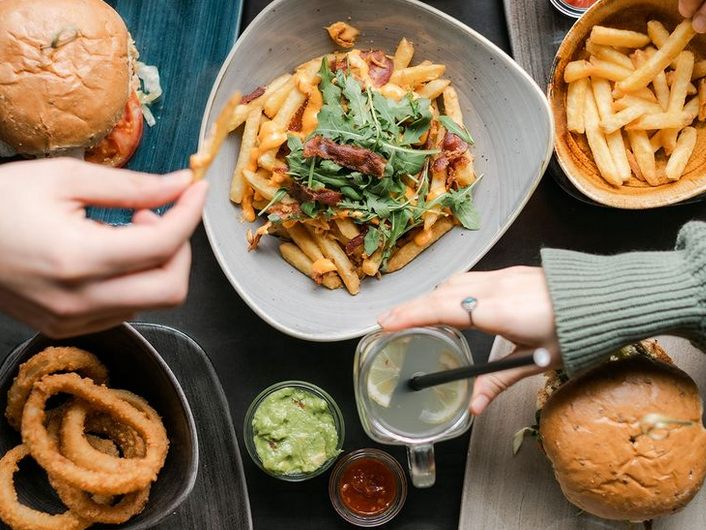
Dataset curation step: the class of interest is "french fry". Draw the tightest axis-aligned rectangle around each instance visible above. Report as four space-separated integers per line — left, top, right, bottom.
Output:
665 126 697 180
627 129 658 185
386 217 455 273
257 149 287 172
243 168 279 200
646 20 679 69
442 86 463 125
362 249 383 277
273 88 307 129
589 57 633 82
653 70 670 110
699 78 706 120
585 41 634 70
591 77 614 120
335 218 361 241
228 74 292 130
649 131 662 153
393 37 415 70
590 26 651 48
607 130 632 183
584 88 622 186
263 77 297 118
390 64 446 88
190 92 242 181
307 228 360 295
241 186 256 222
287 224 325 262
625 111 692 130
417 79 451 100
567 78 589 134
564 60 592 83
661 129 679 155
230 107 262 203
616 20 696 94
453 153 476 187
693 60 706 80
600 104 648 134
612 95 663 114
626 148 646 181
684 95 700 120
279 243 341 290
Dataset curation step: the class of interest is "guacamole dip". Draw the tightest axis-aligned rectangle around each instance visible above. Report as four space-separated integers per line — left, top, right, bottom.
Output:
252 386 340 475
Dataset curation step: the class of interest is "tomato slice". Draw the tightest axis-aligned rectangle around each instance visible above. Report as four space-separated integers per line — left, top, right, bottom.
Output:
85 92 144 167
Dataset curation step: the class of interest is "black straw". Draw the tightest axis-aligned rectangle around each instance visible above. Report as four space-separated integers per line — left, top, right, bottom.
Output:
408 349 550 391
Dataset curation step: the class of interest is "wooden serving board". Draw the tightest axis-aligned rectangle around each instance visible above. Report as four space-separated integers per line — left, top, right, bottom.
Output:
459 336 706 529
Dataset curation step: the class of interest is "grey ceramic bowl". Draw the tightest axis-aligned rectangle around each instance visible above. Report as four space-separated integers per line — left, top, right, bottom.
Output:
200 0 553 341
0 323 198 530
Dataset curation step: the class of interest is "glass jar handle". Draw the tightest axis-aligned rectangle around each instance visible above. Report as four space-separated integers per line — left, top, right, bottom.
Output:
406 443 436 488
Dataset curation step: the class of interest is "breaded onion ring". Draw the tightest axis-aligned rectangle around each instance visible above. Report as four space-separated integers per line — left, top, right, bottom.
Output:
5 347 108 431
60 390 161 473
51 408 152 525
21 373 168 496
0 445 89 530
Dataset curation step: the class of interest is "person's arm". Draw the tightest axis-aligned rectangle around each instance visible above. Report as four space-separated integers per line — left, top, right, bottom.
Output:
379 222 706 415
0 158 207 338
681 0 706 32
542 221 706 376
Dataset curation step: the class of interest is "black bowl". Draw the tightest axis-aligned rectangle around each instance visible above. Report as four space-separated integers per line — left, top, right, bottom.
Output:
0 323 198 529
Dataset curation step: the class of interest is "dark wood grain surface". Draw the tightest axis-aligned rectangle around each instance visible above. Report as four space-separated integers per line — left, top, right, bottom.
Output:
1 1 706 529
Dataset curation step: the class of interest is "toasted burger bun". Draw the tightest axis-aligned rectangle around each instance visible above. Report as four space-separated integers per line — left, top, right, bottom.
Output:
539 342 706 522
0 0 130 155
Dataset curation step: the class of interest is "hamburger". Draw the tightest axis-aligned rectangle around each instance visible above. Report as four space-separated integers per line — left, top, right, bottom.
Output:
0 0 161 166
534 341 706 522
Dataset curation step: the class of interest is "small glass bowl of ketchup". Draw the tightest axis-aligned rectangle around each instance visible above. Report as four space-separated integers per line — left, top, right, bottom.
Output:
329 448 407 527
549 0 598 18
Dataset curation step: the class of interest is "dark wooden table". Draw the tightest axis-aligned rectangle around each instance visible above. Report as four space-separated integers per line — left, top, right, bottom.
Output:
2 1 706 529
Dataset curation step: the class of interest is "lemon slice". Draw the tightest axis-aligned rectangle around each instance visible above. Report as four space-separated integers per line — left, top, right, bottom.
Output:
367 340 407 408
419 351 468 425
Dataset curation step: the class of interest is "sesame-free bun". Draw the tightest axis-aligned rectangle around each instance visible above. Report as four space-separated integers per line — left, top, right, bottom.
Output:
539 344 706 522
0 0 130 154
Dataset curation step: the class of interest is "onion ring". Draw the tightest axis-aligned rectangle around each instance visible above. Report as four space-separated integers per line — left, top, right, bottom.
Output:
0 445 89 530
21 373 168 495
5 347 108 431
60 390 161 473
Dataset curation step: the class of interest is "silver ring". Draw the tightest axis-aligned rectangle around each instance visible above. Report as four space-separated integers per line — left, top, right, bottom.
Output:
460 296 477 326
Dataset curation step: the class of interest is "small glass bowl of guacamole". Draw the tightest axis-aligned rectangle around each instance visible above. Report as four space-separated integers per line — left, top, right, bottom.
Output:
244 380 345 481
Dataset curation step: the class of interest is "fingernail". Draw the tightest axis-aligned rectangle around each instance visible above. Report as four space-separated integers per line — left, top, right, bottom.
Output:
694 14 706 33
471 395 489 415
378 310 393 325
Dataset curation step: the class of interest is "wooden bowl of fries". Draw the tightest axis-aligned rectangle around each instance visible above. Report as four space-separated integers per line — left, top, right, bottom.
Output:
549 0 706 208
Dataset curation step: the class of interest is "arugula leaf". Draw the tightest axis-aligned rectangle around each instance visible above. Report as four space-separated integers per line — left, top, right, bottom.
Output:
341 73 370 128
364 227 381 256
258 188 288 216
439 115 474 145
441 186 481 230
318 57 341 105
300 201 318 217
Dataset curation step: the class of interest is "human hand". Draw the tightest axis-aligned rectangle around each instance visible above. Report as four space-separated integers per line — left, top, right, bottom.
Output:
378 267 561 415
0 158 207 338
681 0 706 32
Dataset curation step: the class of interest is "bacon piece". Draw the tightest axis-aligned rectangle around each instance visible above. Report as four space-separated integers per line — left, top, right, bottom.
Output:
303 136 387 177
288 98 308 132
361 50 394 87
242 86 266 104
432 131 469 173
289 181 342 206
267 201 302 221
344 224 369 256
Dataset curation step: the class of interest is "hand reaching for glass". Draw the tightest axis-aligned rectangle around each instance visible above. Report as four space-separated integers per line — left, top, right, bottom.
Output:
0 158 207 338
378 267 562 416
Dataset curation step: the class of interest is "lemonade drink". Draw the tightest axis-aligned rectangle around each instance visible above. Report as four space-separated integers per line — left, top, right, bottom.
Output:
366 333 470 438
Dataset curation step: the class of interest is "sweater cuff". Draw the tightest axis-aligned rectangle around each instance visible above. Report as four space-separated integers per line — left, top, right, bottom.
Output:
541 248 705 377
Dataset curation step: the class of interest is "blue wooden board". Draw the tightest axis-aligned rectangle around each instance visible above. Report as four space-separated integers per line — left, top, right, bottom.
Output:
87 0 244 224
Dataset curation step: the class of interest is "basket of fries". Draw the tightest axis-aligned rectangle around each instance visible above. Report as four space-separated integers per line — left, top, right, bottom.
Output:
549 0 706 208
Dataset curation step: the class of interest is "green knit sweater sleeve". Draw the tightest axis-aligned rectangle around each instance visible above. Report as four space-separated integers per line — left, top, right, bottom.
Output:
540 221 706 377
